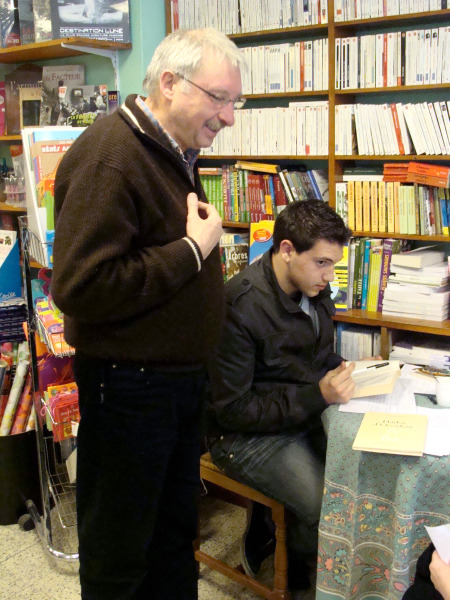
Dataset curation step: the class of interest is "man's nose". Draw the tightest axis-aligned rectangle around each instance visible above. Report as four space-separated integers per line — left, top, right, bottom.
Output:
218 102 235 126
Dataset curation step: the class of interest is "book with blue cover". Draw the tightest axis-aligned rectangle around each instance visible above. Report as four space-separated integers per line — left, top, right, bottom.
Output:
0 231 21 301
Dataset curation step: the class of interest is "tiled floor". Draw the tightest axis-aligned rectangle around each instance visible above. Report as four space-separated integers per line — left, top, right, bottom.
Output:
0 496 316 600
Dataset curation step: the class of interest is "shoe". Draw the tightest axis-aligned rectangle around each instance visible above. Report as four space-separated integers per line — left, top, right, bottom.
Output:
288 556 312 596
240 501 276 577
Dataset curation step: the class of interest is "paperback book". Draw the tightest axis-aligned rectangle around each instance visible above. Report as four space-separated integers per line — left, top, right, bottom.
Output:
39 64 85 126
349 360 401 398
58 84 108 127
352 411 428 457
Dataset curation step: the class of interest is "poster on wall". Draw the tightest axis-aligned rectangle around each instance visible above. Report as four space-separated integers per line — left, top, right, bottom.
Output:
50 0 131 43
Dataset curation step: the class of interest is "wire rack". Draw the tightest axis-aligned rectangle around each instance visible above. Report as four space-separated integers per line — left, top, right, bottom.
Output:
19 217 79 562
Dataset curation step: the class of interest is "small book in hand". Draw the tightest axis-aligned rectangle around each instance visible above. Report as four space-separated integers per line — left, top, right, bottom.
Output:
349 360 401 398
352 411 428 456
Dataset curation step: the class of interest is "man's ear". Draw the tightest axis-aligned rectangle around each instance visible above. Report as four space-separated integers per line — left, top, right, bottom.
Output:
159 70 177 102
279 239 294 263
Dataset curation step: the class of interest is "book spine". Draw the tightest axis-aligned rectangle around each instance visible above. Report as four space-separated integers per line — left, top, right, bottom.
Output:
360 239 371 310
377 239 393 312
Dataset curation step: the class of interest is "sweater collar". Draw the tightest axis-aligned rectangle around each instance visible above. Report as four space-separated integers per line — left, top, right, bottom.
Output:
120 94 199 183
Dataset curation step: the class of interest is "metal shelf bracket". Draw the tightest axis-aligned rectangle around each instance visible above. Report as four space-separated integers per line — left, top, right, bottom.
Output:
61 43 120 92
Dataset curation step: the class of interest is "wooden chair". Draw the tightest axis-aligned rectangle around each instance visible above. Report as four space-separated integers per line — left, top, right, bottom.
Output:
196 452 291 600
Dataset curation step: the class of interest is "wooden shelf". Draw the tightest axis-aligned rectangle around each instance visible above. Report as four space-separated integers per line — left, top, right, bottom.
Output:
200 155 329 161
0 37 131 64
167 0 450 348
333 309 450 337
223 221 250 229
335 83 450 95
334 9 450 31
351 231 450 242
0 135 22 142
229 24 328 43
245 90 328 99
0 201 26 213
335 155 450 161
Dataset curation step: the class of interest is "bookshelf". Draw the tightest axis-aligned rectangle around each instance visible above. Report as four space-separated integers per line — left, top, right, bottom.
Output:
165 1 450 356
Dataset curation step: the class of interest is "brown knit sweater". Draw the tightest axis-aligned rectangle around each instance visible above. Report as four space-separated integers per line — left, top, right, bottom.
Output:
51 94 225 365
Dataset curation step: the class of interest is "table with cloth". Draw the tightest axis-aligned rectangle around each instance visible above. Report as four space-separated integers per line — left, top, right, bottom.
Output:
316 398 449 600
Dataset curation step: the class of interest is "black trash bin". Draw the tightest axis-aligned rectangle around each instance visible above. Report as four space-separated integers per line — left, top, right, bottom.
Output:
0 430 42 525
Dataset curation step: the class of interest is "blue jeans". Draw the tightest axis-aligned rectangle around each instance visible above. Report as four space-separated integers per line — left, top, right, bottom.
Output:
74 352 206 600
210 423 326 558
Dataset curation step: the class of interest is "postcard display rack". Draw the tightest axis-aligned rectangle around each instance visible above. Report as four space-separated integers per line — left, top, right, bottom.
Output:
165 1 450 358
0 37 131 562
18 216 78 561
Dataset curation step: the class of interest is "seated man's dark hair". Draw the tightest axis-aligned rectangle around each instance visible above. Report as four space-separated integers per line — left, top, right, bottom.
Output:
272 199 352 254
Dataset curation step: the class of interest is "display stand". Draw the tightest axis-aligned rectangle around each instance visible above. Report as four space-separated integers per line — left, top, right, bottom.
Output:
18 216 78 563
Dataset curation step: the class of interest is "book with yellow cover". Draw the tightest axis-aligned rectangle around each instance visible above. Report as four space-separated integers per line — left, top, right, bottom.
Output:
352 412 428 456
349 360 401 398
355 180 363 231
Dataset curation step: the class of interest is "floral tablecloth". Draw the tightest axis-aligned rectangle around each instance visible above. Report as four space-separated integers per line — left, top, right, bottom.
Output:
316 401 449 600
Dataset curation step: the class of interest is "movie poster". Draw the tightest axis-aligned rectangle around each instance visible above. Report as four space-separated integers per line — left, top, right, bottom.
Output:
50 0 130 43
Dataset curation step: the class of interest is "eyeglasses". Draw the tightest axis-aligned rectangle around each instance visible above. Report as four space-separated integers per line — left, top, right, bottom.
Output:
176 73 246 110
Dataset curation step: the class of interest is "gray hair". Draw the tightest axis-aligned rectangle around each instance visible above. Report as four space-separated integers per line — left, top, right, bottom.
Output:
143 28 245 96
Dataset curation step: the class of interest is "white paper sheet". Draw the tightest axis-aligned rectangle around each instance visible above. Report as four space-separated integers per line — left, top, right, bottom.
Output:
425 524 450 564
416 407 450 457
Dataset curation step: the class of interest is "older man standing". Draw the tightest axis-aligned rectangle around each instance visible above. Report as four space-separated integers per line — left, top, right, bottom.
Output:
52 28 245 600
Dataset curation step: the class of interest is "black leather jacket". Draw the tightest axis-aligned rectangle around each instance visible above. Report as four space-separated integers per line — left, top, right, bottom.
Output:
207 250 343 436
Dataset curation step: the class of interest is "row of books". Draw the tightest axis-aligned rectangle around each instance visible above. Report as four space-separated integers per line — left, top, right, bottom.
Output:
200 162 328 222
335 0 446 21
2 62 117 136
335 179 450 236
335 26 449 90
382 247 450 321
384 161 450 186
2 0 130 47
171 0 328 34
340 237 408 312
390 339 450 367
241 39 329 95
202 101 329 157
336 100 450 156
0 341 35 437
334 323 384 360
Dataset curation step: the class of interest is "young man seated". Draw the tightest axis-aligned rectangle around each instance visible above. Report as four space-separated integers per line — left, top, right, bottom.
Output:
207 199 357 598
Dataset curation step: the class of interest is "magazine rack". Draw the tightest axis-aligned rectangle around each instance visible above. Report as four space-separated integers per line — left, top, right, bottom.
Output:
18 216 78 563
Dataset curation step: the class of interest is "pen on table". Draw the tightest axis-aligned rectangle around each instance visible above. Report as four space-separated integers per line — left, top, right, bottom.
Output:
352 362 390 375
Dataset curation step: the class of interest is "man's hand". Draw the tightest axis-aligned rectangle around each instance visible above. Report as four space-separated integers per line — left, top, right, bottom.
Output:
430 550 450 600
319 361 355 405
186 193 223 259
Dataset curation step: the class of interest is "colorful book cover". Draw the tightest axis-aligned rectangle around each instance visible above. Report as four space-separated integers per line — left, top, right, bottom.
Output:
50 0 131 43
360 238 372 310
0 230 21 301
248 221 274 265
40 64 85 126
222 243 249 281
18 0 35 44
58 84 108 127
32 0 52 43
366 244 383 312
330 244 348 310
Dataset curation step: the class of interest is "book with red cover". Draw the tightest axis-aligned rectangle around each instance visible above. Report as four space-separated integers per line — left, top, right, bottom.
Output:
407 162 450 182
406 172 450 189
